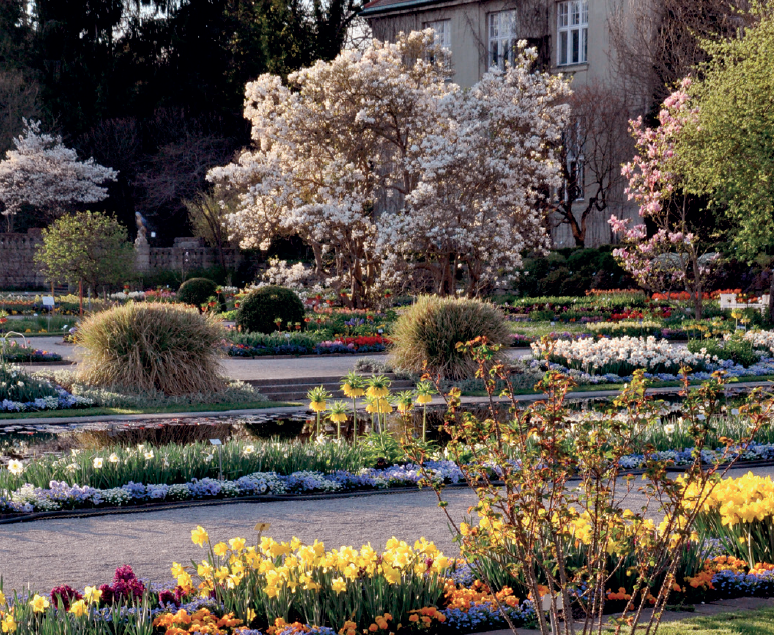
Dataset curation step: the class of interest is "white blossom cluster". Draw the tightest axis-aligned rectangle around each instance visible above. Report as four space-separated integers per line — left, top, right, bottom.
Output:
741 329 774 355
532 335 712 373
0 120 117 230
208 31 570 303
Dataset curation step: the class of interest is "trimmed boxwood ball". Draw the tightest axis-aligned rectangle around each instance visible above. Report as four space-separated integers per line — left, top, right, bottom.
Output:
177 277 218 308
237 286 305 334
389 295 511 380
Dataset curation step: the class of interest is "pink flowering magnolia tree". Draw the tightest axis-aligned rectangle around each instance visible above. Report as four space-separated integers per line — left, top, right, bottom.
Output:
610 79 717 318
0 120 117 232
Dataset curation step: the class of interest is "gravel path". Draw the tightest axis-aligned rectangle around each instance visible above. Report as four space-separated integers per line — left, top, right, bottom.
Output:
3 464 773 594
22 338 534 380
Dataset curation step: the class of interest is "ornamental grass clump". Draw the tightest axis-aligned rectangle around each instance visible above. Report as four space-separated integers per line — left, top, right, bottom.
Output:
76 303 226 396
389 296 510 379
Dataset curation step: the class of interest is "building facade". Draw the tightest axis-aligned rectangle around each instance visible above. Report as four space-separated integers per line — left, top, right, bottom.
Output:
361 0 638 248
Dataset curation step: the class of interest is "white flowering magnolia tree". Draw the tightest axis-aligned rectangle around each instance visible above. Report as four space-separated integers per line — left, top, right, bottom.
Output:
209 31 570 305
384 49 570 296
0 120 117 232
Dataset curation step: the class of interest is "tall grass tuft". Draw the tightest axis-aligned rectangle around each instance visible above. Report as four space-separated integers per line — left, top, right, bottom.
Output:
76 303 226 396
389 295 511 379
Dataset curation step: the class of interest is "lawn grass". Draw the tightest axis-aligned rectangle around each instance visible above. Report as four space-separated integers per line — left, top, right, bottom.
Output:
0 400 297 420
651 607 774 634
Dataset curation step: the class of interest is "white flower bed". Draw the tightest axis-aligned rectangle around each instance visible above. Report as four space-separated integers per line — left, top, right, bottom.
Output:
531 335 711 376
742 329 774 355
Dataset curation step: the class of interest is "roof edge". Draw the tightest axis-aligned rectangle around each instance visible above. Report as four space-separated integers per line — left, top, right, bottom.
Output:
360 0 451 16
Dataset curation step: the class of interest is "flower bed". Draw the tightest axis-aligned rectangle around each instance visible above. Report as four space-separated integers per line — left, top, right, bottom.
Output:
0 341 62 363
0 365 93 412
586 320 663 338
0 530 542 635
0 461 463 516
532 335 711 376
228 334 389 357
1 390 93 413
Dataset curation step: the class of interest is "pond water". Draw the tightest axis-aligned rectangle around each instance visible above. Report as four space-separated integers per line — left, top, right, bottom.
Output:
0 398 614 462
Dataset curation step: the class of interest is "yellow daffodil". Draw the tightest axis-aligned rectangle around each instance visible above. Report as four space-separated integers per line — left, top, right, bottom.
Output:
331 577 347 593
213 542 229 556
68 600 88 617
84 586 101 604
1 611 16 633
29 595 49 613
191 526 209 547
229 537 246 552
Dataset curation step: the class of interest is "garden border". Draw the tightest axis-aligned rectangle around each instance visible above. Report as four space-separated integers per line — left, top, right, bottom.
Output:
3 378 774 425
5 457 774 525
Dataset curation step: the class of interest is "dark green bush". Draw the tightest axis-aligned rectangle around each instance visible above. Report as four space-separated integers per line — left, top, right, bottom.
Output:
236 286 305 334
177 278 217 308
517 247 633 296
687 337 760 368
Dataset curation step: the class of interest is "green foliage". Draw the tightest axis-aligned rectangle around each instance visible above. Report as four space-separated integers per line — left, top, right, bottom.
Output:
389 295 510 379
0 437 370 492
76 303 226 396
0 363 58 402
687 336 760 368
682 4 774 259
236 286 305 334
34 211 134 290
177 277 218 308
517 247 631 296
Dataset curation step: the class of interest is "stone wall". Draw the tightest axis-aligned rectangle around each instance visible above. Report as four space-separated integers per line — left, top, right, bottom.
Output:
0 230 47 289
0 231 241 289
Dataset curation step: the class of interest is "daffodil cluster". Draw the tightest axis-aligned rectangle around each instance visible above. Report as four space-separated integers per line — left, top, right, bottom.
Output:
180 526 449 632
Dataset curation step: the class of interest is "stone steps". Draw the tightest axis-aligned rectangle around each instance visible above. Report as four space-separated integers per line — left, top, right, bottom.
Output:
245 373 414 402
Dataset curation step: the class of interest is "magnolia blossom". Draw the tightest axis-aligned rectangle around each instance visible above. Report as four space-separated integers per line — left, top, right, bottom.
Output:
209 31 569 304
610 80 715 317
0 120 117 231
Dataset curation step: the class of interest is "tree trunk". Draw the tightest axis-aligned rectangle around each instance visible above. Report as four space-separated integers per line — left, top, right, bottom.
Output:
79 279 84 317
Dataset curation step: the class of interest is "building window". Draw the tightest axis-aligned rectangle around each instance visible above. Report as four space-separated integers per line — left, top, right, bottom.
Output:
557 0 588 66
488 10 518 70
424 19 451 50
